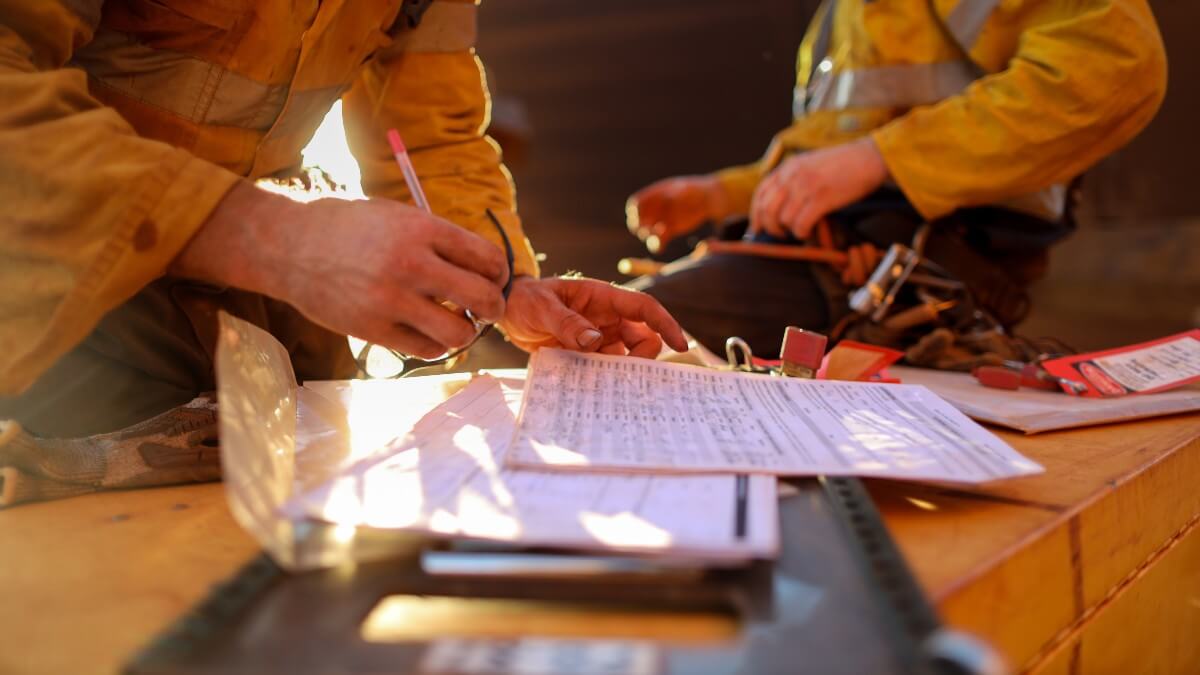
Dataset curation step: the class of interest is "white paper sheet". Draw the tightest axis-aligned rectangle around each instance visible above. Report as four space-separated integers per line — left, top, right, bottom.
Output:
889 366 1200 434
285 375 779 560
508 350 1042 484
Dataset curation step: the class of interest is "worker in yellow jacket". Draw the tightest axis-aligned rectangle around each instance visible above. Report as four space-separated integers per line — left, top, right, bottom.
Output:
626 0 1167 357
0 0 687 440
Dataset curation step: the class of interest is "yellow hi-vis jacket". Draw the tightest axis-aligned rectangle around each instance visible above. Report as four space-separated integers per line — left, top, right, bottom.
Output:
0 0 538 395
715 0 1167 223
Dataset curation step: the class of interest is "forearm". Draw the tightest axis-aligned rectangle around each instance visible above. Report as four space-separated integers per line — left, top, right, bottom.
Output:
168 181 300 299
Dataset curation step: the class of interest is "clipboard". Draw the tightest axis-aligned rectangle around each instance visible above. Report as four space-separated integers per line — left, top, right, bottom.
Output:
125 480 974 675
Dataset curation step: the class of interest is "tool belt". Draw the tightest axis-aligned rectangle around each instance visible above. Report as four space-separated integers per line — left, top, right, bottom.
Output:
707 188 1077 370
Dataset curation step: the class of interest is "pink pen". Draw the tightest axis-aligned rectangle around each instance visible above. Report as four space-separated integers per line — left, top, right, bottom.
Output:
386 128 431 213
389 128 495 329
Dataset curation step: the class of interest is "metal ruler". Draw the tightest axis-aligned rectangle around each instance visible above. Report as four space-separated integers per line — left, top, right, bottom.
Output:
816 474 1005 675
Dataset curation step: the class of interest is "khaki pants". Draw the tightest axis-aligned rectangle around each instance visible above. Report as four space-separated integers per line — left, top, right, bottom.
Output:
0 279 355 438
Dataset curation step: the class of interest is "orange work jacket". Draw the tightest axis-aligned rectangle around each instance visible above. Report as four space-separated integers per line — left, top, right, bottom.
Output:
715 0 1167 223
0 0 538 394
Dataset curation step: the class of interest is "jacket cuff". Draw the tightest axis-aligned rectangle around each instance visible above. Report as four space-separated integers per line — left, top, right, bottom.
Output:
712 162 763 216
142 153 244 277
870 124 957 221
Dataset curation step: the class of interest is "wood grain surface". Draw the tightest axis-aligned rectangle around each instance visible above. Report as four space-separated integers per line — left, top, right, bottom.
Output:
2 412 1198 674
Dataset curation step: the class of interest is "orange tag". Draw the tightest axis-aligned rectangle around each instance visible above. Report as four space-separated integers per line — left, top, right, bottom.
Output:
819 341 904 382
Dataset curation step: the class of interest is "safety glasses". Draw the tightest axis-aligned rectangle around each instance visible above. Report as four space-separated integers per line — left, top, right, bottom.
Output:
353 209 515 378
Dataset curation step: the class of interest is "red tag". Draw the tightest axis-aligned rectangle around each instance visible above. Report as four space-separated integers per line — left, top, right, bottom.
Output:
818 341 904 382
1041 330 1200 398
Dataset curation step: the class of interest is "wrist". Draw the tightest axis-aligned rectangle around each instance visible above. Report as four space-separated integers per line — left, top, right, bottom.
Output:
497 275 538 332
501 274 538 305
856 136 890 186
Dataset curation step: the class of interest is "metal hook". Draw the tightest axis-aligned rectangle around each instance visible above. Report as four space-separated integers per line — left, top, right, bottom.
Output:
725 337 755 372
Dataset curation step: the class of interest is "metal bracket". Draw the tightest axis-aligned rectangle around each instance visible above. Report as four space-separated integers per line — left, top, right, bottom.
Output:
849 243 922 322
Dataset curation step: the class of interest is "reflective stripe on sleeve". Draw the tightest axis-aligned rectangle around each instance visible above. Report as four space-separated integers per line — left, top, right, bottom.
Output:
799 59 983 114
1000 184 1068 222
71 28 291 130
945 0 1002 50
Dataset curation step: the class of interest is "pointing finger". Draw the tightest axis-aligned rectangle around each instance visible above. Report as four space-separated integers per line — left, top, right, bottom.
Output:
601 286 688 353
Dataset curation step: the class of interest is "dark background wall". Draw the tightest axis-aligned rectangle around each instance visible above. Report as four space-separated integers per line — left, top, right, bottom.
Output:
477 0 1198 351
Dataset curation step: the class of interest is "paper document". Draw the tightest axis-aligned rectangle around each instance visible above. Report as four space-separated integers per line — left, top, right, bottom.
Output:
508 350 1042 484
286 375 779 560
890 366 1200 434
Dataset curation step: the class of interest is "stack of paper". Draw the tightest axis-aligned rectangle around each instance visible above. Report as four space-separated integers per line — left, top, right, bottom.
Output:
507 350 1043 484
288 349 1045 562
287 375 779 561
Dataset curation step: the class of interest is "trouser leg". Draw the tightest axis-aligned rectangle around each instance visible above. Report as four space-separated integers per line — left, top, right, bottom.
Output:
0 280 213 438
0 275 355 439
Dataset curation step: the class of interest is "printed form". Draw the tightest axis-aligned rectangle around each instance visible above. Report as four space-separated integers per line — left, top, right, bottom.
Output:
509 350 1042 484
285 375 779 560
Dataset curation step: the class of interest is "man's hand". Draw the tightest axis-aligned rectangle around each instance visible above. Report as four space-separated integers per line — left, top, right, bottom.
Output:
170 182 509 360
500 277 689 358
750 137 889 240
626 175 730 253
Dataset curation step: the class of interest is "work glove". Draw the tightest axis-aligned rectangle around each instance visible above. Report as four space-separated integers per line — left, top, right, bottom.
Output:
0 395 221 508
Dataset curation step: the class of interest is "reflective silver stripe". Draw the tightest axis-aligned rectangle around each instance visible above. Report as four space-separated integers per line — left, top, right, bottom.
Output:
802 59 982 113
1000 184 1068 222
944 0 1001 50
388 2 477 54
808 0 836 77
70 28 289 130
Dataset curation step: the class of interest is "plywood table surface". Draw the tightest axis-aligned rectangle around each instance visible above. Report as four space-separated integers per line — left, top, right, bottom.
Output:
2 410 1198 674
872 413 1200 673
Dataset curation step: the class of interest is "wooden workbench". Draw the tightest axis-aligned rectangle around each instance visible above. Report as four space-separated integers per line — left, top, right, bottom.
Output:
2 411 1198 674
